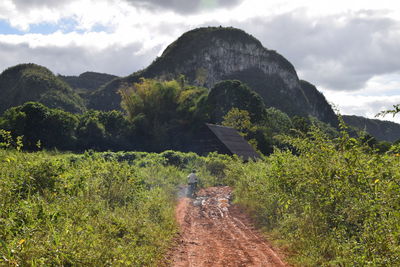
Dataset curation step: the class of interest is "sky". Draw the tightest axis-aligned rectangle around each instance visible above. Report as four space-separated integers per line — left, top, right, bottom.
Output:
1 0 400 123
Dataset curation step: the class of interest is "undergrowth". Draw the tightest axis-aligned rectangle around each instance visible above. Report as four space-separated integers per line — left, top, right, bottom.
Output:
0 150 187 266
2 124 398 266
228 126 400 266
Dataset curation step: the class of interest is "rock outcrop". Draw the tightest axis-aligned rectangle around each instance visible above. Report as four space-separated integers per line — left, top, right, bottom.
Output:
300 80 338 126
89 27 338 126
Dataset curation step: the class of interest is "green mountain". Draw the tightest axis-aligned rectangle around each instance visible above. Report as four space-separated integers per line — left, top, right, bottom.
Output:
0 63 86 114
59 72 118 97
343 115 400 142
89 27 338 127
3 28 399 143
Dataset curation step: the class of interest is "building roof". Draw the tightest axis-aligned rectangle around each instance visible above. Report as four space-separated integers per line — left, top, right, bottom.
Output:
205 123 260 161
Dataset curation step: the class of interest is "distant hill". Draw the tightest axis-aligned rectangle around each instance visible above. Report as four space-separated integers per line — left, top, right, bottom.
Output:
89 27 338 127
343 115 400 142
3 28 399 143
59 72 118 97
0 64 86 114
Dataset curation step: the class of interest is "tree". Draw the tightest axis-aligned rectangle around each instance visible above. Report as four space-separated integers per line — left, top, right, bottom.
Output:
222 107 260 151
359 131 377 149
119 78 208 151
207 80 265 123
375 140 391 153
222 108 254 137
262 107 293 135
76 115 106 150
0 102 78 150
376 104 400 118
291 115 311 134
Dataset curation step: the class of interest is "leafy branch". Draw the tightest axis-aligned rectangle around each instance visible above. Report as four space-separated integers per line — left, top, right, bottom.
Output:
375 104 400 118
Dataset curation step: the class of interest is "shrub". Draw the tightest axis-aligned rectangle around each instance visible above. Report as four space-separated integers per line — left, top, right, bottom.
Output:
229 126 400 265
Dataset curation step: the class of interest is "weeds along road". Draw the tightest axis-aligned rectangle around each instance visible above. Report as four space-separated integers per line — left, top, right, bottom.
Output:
168 186 288 267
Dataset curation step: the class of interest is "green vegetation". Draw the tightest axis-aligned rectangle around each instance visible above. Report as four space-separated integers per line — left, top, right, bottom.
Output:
60 72 117 93
88 26 340 132
207 80 265 123
376 104 400 118
59 72 118 101
0 102 132 151
2 27 400 266
1 108 400 266
119 78 208 151
0 102 78 150
0 64 86 114
0 151 179 265
226 124 400 266
0 140 234 266
222 108 255 137
343 114 400 142
0 78 347 154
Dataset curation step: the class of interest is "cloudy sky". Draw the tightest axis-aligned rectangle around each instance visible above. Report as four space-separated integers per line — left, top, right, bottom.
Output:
1 0 400 122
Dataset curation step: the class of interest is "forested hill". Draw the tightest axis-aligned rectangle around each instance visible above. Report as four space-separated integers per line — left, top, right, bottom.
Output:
1 27 400 143
0 63 86 114
59 72 118 96
343 115 400 142
89 26 338 127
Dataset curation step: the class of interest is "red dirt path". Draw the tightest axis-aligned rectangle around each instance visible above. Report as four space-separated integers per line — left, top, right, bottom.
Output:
168 186 289 267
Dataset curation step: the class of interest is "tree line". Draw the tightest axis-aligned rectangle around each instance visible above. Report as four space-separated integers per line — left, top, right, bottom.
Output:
0 78 392 154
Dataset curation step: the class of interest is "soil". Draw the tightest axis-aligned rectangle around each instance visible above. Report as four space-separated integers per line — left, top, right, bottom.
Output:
167 186 289 267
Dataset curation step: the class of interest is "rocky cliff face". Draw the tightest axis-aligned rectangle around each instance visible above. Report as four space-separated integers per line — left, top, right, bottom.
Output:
300 80 339 127
90 27 337 126
153 36 298 90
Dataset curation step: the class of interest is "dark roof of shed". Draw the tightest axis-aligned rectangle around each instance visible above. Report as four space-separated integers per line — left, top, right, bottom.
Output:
205 123 260 160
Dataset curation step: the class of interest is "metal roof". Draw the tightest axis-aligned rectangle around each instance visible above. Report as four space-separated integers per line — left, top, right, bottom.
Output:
205 123 260 161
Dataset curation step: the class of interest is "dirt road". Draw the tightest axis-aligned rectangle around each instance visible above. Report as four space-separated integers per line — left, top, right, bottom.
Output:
168 186 288 267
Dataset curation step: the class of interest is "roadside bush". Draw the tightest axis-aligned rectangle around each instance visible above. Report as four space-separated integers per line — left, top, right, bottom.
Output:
229 126 400 266
160 150 201 169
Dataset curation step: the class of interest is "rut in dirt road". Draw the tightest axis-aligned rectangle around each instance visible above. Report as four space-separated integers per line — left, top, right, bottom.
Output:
169 186 288 267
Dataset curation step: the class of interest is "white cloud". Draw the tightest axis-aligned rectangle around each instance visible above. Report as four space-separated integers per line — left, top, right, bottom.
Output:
122 0 244 14
320 72 400 123
232 11 400 92
0 31 161 76
322 90 400 124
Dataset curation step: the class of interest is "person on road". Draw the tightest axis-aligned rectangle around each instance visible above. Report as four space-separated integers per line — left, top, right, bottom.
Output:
187 170 198 198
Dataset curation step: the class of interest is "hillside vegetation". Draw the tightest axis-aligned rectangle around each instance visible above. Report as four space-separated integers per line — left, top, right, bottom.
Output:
343 115 400 142
88 27 338 129
0 64 86 114
1 27 399 141
0 78 346 155
59 72 118 99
